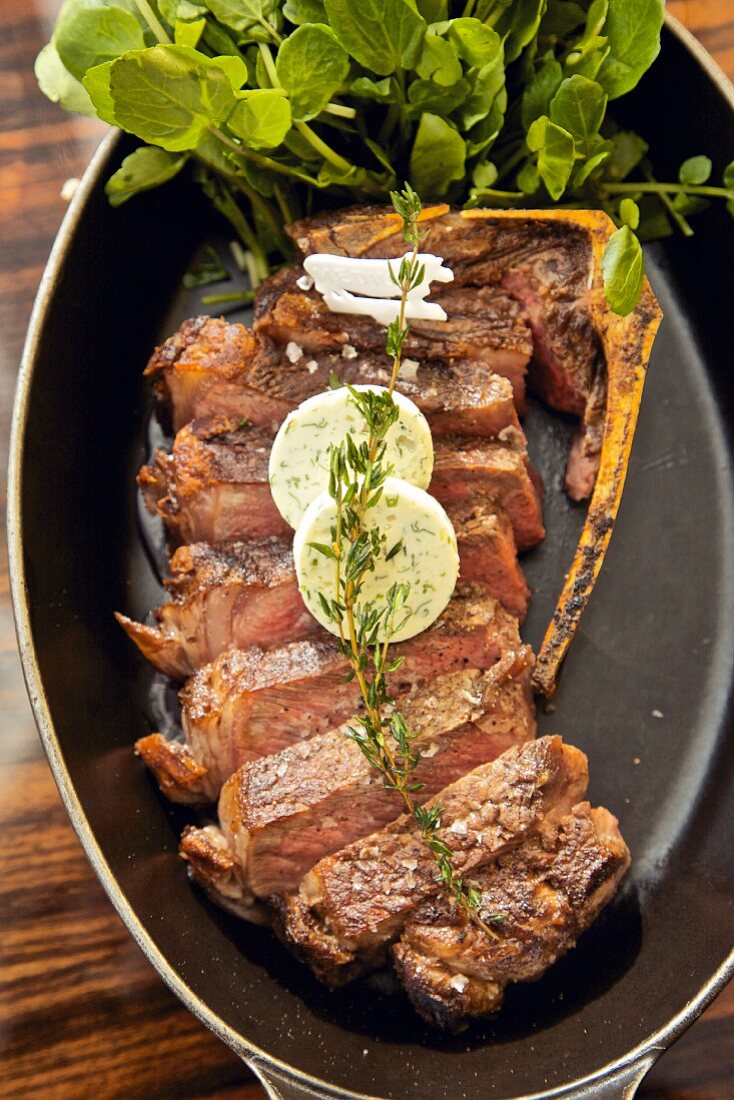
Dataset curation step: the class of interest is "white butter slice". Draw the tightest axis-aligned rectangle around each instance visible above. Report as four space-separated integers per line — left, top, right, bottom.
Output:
293 476 459 643
268 386 433 530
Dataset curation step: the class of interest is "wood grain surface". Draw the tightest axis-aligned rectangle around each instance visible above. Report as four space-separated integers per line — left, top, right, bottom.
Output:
1 3 732 1097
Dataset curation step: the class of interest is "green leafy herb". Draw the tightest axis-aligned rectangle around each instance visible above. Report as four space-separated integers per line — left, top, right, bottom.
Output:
37 0 734 313
106 145 188 205
602 224 644 315
182 244 230 286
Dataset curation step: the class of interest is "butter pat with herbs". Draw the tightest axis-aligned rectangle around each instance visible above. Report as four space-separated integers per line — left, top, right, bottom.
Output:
293 476 459 642
269 386 433 529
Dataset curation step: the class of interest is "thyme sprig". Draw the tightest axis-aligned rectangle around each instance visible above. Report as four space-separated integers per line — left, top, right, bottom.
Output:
311 183 500 938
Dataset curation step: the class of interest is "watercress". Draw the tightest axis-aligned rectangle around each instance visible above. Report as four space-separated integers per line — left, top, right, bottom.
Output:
38 0 734 314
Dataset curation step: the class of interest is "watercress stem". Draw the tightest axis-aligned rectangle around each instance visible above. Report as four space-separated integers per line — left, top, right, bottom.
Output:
133 0 171 44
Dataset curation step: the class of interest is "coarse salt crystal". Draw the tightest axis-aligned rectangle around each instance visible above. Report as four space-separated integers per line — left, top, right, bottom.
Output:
421 742 440 759
448 818 468 835
460 689 482 706
61 177 80 202
400 858 418 872
400 358 420 381
305 359 318 374
296 273 314 291
449 974 469 993
276 762 288 777
341 343 358 359
359 845 379 859
285 341 303 363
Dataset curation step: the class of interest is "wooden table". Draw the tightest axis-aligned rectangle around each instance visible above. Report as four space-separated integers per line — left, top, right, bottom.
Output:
1 3 732 1096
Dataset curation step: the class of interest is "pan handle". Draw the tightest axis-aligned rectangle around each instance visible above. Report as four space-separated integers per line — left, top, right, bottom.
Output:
247 1050 662 1100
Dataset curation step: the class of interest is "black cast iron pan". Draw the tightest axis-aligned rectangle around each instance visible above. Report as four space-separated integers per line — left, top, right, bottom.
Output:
8 15 734 1100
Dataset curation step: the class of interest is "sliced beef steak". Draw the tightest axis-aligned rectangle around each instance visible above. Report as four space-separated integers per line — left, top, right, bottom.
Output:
446 501 530 620
393 803 630 1030
270 737 588 986
211 651 535 899
431 437 545 551
118 502 530 678
248 343 524 439
116 538 318 678
136 586 521 802
254 267 532 409
143 316 279 431
138 416 287 544
288 205 600 422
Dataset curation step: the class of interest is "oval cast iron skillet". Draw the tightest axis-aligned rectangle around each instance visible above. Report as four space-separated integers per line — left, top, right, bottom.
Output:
8 15 734 1100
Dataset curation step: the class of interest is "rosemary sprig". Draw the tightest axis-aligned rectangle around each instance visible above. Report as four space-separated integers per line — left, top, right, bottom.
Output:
311 183 500 938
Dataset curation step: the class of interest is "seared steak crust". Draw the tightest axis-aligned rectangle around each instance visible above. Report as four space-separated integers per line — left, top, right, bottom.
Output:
143 316 277 431
270 737 588 986
393 803 630 1030
138 416 289 544
116 538 318 678
217 651 535 898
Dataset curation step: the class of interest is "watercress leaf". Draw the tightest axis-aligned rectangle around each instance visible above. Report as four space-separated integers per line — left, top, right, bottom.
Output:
174 16 206 47
678 155 712 186
619 196 639 228
416 32 462 87
323 0 426 76
183 246 230 287
409 111 465 198
105 145 187 205
565 38 610 81
527 115 575 199
407 77 469 116
228 88 291 147
276 23 349 121
539 1 586 38
158 0 207 24
417 0 446 20
549 74 607 154
465 87 506 158
725 160 734 217
472 160 497 189
597 0 664 99
492 0 545 64
447 18 501 69
35 41 97 117
455 54 504 130
210 53 249 89
108 45 236 152
605 128 648 180
204 0 281 39
571 138 612 185
521 55 562 129
82 59 118 123
283 0 326 23
601 223 644 315
517 159 540 193
56 3 145 83
349 76 398 102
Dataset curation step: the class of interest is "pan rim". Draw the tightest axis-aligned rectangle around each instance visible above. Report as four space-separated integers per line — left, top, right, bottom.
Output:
7 14 734 1100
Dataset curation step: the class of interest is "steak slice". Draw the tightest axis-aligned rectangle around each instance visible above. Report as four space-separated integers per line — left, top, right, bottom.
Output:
254 267 532 409
270 736 589 986
137 585 521 802
118 502 529 677
143 315 283 432
138 416 288 544
247 342 524 439
213 650 535 899
116 538 319 679
288 205 599 420
446 501 530 620
431 437 545 551
393 803 630 1030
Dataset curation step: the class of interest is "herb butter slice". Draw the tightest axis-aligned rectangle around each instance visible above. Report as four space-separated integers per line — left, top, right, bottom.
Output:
269 385 433 529
294 476 459 643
